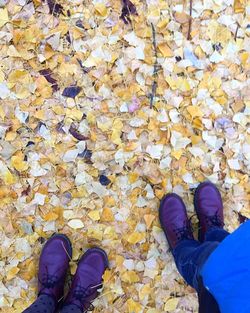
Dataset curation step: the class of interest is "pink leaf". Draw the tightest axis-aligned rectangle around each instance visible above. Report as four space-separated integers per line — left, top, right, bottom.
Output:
128 96 140 113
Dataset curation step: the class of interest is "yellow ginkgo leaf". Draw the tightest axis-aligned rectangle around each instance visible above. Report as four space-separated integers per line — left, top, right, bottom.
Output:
164 298 179 311
95 3 108 17
127 232 145 244
144 214 155 229
7 267 20 281
11 155 28 172
88 210 100 221
187 106 203 118
43 212 59 222
127 299 142 313
0 8 8 28
158 42 173 57
121 270 140 283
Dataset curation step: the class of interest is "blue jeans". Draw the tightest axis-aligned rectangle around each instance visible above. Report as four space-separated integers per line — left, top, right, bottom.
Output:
173 227 229 291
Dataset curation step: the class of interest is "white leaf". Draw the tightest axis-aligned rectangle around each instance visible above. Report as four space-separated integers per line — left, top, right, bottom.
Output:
145 257 157 269
202 132 224 150
210 51 224 63
39 124 51 140
63 149 79 163
47 32 61 51
233 113 248 127
127 130 137 140
17 0 27 6
160 157 172 169
135 261 145 272
33 193 46 205
15 106 29 123
120 102 128 112
135 46 145 60
157 109 169 123
182 173 194 184
76 141 86 153
169 109 180 123
63 210 75 220
123 259 135 270
146 144 163 159
68 219 84 229
43 221 56 232
184 48 204 69
188 147 205 157
129 118 145 127
75 171 92 185
228 159 241 170
124 32 144 47
0 83 10 99
170 131 191 149
145 184 154 199
29 162 48 177
91 182 109 197
15 238 32 261
136 196 148 207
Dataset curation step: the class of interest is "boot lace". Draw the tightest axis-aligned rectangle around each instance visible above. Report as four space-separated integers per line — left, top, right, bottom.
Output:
174 224 192 241
205 213 224 228
40 273 60 288
38 266 63 292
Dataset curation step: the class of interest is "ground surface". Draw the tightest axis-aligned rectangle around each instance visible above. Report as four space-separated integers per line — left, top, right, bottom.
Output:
0 0 250 312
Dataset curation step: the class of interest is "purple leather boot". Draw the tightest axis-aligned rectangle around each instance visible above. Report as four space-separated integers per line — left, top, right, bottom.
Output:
159 193 194 250
63 247 108 312
194 181 224 241
38 234 72 305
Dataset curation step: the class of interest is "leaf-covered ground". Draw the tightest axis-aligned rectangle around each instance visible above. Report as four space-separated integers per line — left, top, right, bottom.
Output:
0 0 250 312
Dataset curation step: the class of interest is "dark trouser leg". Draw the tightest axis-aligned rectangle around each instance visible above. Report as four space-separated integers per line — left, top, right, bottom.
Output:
172 227 230 290
172 239 220 291
22 294 56 313
60 304 82 313
204 227 229 242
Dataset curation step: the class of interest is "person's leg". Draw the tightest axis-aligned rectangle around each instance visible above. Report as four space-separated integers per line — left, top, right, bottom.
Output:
22 234 72 313
23 295 56 313
158 190 225 292
159 193 203 289
172 239 220 291
204 227 229 242
60 304 81 313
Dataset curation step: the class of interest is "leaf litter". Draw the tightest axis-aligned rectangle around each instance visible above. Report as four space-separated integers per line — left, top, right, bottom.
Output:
0 0 249 312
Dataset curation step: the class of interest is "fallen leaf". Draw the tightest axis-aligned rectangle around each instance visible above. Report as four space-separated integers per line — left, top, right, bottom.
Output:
0 8 8 28
47 0 63 15
164 298 179 311
95 3 108 17
144 214 155 228
127 232 145 244
62 86 82 98
39 69 59 92
121 0 137 24
68 219 84 229
158 42 173 57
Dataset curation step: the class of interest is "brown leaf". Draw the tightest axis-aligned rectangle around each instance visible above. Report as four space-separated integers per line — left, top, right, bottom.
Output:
174 12 190 24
